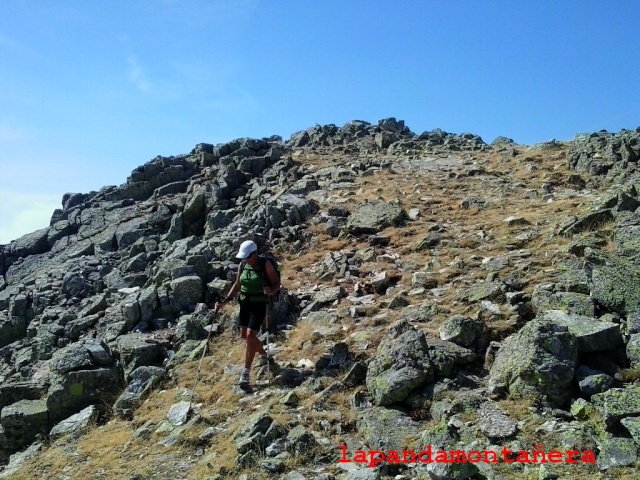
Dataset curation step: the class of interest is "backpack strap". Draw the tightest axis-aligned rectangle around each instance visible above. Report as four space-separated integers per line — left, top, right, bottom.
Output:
257 255 270 286
239 259 246 276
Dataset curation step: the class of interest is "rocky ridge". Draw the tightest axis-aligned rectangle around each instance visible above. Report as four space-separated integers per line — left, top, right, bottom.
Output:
0 119 640 479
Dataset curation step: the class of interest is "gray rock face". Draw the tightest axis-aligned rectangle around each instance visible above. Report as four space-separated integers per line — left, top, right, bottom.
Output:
346 200 406 234
62 272 92 298
284 425 318 456
575 365 616 397
488 319 578 407
584 247 640 317
627 333 640 369
426 339 476 378
538 310 623 353
0 382 47 411
232 413 285 454
531 289 595 317
438 315 484 348
620 416 640 445
1 399 49 451
170 275 203 312
567 129 640 177
591 387 640 429
312 286 344 305
0 316 27 348
49 405 97 439
113 366 165 418
366 323 435 406
356 406 421 452
117 334 166 382
50 343 94 373
596 437 638 470
7 228 50 259
46 367 125 425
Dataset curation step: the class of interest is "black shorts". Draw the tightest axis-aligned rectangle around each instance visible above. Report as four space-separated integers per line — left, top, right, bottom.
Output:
238 299 267 332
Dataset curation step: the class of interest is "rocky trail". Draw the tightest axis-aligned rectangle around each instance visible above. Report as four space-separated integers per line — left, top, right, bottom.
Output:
1 119 640 479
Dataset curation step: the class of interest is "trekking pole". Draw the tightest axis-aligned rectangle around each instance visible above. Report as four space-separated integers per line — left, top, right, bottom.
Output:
265 300 271 388
189 309 218 413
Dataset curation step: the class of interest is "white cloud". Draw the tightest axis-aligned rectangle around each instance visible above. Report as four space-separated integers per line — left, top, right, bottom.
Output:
0 191 60 244
127 54 152 94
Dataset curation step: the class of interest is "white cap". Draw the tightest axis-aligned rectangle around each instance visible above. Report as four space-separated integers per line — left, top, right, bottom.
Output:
235 240 257 259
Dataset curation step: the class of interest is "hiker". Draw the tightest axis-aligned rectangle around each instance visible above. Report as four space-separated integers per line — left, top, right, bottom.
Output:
215 240 281 386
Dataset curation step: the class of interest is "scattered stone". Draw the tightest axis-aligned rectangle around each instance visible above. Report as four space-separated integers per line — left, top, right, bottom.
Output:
596 437 638 470
49 405 97 439
478 402 518 439
439 315 484 348
167 401 191 426
504 216 531 226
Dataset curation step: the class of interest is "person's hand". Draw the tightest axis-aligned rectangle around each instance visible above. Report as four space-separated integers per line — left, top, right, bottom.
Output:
263 287 273 296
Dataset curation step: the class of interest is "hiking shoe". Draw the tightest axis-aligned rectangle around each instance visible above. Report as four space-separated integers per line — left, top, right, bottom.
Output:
238 371 249 386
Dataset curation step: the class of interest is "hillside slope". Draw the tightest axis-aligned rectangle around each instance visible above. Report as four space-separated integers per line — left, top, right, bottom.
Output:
1 119 640 479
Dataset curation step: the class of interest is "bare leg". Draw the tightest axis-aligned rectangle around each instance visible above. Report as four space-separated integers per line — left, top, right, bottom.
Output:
244 329 265 369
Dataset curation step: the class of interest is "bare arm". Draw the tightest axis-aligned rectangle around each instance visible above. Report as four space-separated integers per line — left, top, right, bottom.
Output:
216 264 242 309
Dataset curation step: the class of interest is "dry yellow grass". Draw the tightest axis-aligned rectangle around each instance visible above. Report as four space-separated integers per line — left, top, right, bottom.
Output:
11 142 629 479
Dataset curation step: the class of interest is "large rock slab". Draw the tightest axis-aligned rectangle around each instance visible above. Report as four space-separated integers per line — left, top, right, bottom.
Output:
170 275 203 312
439 315 484 348
596 436 638 471
0 382 48 411
627 333 640 369
116 334 166 382
346 200 406 234
50 343 94 373
166 400 191 426
356 406 422 452
7 227 50 258
488 319 578 407
591 387 640 430
538 310 623 353
366 323 434 406
0 316 27 349
46 367 125 425
585 248 640 316
621 417 640 446
531 289 595 317
1 399 50 451
426 339 475 378
49 405 97 439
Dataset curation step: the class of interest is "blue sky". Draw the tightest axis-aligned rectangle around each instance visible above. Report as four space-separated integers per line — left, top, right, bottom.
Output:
1 0 639 244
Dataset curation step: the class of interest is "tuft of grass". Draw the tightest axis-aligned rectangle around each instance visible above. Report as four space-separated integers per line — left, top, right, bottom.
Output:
618 368 640 383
